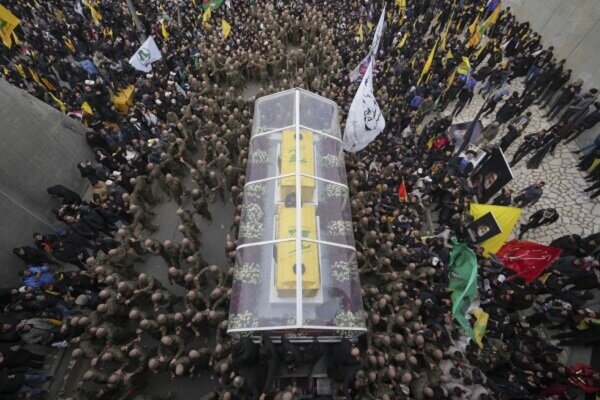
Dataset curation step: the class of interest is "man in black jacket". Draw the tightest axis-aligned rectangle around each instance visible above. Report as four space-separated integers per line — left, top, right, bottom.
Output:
518 208 559 239
12 246 53 266
46 185 82 205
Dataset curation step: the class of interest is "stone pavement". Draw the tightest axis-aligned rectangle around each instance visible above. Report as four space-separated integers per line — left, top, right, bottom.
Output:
450 80 600 245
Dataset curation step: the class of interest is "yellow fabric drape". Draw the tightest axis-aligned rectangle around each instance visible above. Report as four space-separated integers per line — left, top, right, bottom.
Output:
469 204 523 255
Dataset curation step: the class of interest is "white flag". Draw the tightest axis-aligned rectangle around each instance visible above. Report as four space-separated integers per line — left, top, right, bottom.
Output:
348 6 386 82
370 6 386 57
343 60 385 152
129 36 162 73
74 1 84 17
349 54 371 83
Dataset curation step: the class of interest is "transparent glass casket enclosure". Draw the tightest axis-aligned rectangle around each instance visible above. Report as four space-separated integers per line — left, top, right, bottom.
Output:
228 89 366 340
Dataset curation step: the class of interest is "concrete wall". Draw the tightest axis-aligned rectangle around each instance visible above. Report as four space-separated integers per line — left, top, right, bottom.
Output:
504 0 600 146
0 79 92 286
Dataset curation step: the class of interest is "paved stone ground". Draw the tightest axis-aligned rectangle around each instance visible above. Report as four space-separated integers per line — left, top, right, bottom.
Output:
450 79 600 245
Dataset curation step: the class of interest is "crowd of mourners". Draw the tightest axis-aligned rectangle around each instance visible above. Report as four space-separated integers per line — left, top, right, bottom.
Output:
1 0 600 399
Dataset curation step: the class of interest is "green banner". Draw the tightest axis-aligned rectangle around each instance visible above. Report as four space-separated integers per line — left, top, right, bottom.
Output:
202 0 224 10
448 238 478 340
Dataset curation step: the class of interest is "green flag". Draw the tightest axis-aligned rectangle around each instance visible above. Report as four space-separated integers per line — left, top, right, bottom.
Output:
202 0 224 10
448 238 478 340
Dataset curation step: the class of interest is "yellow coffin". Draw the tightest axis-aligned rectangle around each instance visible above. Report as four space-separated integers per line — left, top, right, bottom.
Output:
280 130 315 201
276 205 320 296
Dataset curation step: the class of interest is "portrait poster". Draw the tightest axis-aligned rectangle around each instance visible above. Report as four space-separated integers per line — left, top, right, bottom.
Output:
448 120 483 151
470 147 513 203
467 212 502 244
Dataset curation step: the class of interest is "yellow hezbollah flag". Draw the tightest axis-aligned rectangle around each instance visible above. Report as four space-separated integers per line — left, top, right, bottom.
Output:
64 37 75 53
467 27 482 48
48 92 66 113
202 6 211 27
396 0 407 9
457 56 471 75
482 2 502 30
28 68 41 85
444 67 457 95
161 20 169 40
417 38 438 85
472 308 489 348
0 5 20 48
468 13 480 35
15 63 26 79
470 204 523 255
89 4 103 24
397 32 409 48
440 11 453 50
357 24 364 42
41 77 56 91
81 101 93 115
221 18 231 39
443 49 453 65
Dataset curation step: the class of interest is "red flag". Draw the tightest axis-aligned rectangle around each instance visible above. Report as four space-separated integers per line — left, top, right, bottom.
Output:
568 364 600 394
496 240 562 284
398 178 408 202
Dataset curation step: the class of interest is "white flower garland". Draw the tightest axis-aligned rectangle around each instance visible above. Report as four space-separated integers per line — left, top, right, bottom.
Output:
331 260 359 282
249 149 269 164
234 262 261 284
322 154 344 168
334 310 365 329
327 220 353 237
325 183 347 198
239 203 265 239
245 183 266 200
229 310 259 330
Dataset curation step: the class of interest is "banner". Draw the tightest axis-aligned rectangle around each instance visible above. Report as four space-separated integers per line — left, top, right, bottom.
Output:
470 147 513 203
472 308 489 348
0 5 20 48
129 36 162 73
448 238 478 341
343 60 385 152
496 240 562 283
469 204 522 254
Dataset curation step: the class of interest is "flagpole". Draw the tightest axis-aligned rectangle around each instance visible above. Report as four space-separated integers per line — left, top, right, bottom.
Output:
125 0 146 40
